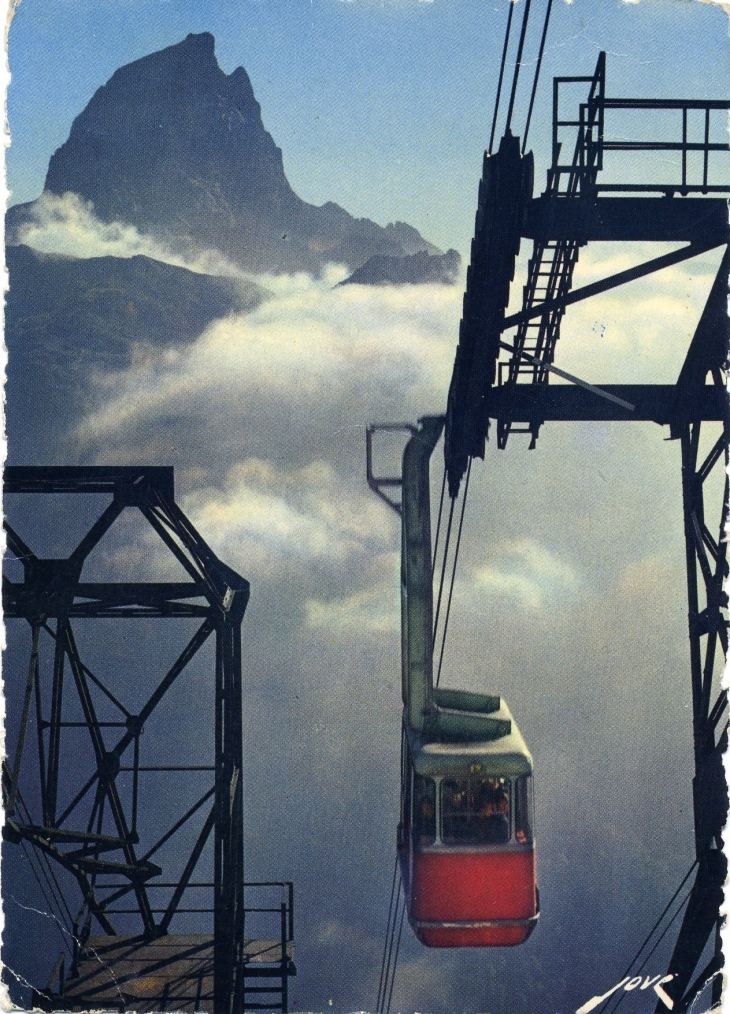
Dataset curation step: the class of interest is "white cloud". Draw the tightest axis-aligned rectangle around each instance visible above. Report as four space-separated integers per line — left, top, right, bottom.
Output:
306 582 399 633
305 553 400 633
74 270 460 462
470 538 579 609
692 0 730 14
181 459 394 581
12 191 250 279
68 247 716 627
71 271 460 620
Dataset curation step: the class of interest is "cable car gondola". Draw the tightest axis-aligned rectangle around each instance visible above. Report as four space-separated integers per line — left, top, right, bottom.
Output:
397 416 539 947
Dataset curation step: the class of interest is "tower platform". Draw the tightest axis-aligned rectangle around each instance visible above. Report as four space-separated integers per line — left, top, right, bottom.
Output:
35 934 295 1013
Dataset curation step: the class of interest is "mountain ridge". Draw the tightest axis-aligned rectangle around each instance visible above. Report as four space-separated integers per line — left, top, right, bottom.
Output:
5 244 265 463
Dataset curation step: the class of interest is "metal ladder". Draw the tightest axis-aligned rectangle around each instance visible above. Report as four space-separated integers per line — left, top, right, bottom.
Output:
497 54 605 448
241 882 296 1014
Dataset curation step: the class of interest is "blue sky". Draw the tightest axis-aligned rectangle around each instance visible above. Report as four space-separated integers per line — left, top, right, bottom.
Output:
7 0 729 253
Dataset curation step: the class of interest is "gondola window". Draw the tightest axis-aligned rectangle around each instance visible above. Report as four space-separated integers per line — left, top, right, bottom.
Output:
413 775 436 845
441 776 511 845
514 774 534 844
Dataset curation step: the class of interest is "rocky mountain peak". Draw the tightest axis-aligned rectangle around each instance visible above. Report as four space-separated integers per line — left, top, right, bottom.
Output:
12 34 447 274
44 33 295 229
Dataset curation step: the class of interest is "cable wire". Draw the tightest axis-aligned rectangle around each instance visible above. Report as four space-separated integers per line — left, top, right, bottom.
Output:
432 495 456 650
522 0 554 154
505 0 533 135
598 859 699 1014
384 898 406 1014
603 889 693 1014
436 458 472 687
489 0 516 153
432 467 448 578
16 838 71 954
15 788 75 933
13 815 75 967
378 879 403 1014
376 857 400 1014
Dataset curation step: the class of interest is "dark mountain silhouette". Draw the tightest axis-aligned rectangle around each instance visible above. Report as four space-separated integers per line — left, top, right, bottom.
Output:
8 33 439 274
340 248 461 286
5 244 265 463
4 33 457 464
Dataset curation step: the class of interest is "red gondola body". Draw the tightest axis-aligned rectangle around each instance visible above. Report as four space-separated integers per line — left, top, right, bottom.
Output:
409 850 537 947
397 715 539 947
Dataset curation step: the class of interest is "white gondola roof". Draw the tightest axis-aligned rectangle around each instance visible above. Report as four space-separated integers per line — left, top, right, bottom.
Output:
406 699 533 778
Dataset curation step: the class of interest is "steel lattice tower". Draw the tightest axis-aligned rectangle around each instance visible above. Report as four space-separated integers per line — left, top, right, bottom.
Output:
3 467 295 1013
444 53 729 1012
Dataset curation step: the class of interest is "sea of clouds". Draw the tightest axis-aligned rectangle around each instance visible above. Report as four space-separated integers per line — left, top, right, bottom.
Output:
6 197 726 1014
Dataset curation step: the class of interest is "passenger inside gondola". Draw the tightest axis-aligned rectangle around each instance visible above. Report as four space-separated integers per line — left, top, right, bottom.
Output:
514 774 532 843
413 775 436 845
442 776 511 844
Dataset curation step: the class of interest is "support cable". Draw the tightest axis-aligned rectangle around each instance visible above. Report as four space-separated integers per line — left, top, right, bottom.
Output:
522 0 554 154
15 838 71 955
499 338 635 411
489 0 516 154
432 467 448 578
432 496 456 650
377 877 403 1014
384 898 406 1014
15 788 75 931
14 789 75 946
39 849 76 938
505 0 533 135
436 458 472 687
597 859 699 1014
603 888 694 1014
376 857 399 1014
17 841 70 949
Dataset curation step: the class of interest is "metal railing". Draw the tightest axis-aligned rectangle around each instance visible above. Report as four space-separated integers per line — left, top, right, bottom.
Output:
242 882 295 1013
243 881 295 947
551 55 605 195
552 61 730 195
